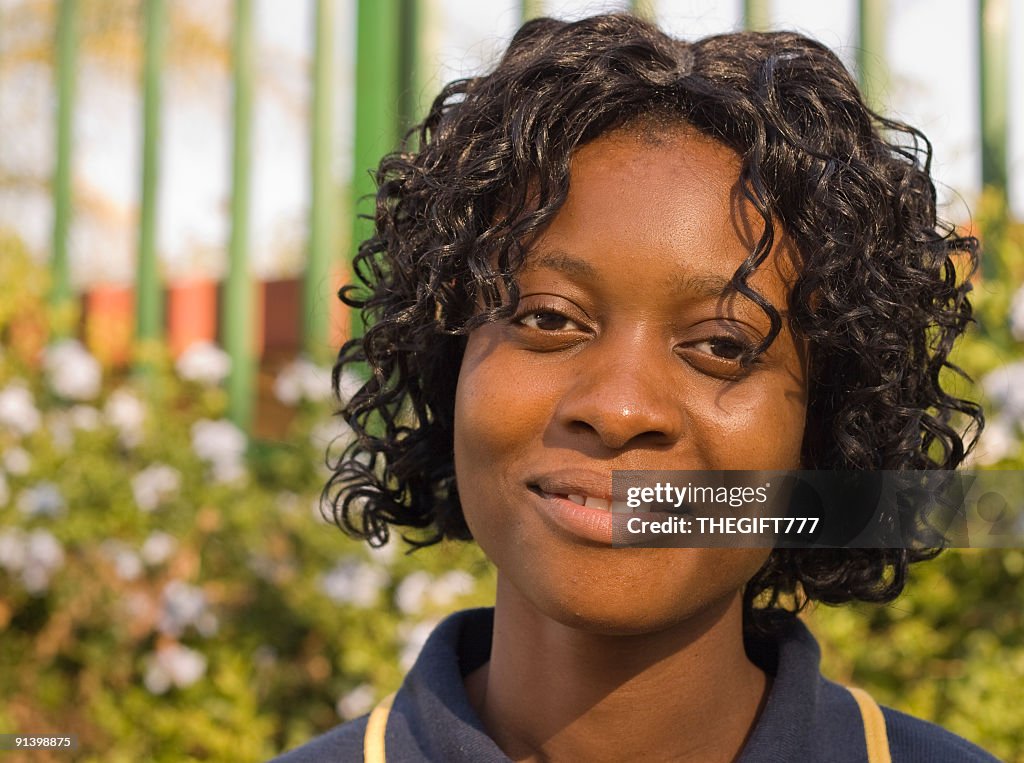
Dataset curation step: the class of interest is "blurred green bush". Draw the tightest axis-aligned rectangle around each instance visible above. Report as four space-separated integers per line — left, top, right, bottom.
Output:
1 213 1022 760
809 195 1024 763
0 234 496 760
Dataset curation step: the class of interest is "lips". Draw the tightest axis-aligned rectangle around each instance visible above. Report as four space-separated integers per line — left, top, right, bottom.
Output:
566 493 611 510
535 490 633 513
529 470 631 513
532 467 634 520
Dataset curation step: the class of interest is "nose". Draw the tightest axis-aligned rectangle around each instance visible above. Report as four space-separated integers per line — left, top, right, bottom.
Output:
552 334 687 451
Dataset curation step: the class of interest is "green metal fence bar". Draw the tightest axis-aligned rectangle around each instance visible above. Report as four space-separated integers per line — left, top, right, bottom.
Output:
979 0 1009 194
398 0 423 132
631 0 656 21
351 0 401 339
225 0 255 428
51 0 78 321
304 0 336 359
136 0 166 357
743 0 771 31
522 0 544 21
857 0 887 111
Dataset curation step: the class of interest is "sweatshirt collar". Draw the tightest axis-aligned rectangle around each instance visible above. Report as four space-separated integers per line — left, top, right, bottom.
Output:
392 607 828 762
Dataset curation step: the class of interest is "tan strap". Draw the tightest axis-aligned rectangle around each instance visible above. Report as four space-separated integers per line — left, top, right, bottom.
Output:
363 691 396 763
847 686 892 763
364 685 889 762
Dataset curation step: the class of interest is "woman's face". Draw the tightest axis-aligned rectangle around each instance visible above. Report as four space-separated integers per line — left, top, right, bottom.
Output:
453 127 808 635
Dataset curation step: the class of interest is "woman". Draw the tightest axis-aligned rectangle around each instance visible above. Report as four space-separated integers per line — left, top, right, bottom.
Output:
277 13 995 762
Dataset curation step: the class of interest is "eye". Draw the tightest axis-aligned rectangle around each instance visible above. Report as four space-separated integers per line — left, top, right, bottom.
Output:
691 337 749 361
509 297 591 351
676 331 760 379
517 310 582 332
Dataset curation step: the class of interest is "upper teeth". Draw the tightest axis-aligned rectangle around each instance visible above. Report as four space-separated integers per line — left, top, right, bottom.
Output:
567 494 612 511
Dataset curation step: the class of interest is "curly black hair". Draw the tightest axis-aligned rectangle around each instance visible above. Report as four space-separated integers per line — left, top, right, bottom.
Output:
325 13 983 629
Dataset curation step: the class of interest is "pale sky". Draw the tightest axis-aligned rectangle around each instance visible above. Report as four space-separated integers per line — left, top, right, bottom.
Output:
0 0 1020 286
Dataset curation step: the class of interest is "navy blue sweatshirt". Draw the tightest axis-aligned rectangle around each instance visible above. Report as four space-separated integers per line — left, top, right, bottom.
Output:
272 608 1000 762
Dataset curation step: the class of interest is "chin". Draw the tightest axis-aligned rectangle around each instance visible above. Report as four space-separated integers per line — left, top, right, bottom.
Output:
509 567 744 638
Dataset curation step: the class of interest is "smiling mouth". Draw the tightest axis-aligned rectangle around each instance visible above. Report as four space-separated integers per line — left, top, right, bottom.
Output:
529 486 629 512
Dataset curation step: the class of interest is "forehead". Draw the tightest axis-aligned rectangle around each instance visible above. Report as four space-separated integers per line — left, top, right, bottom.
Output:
520 125 796 300
566 123 748 238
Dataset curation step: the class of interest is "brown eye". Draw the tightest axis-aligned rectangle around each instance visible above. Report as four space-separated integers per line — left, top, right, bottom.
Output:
519 311 580 332
691 338 749 361
706 338 747 360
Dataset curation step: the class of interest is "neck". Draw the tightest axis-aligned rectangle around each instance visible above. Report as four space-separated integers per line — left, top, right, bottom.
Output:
465 576 769 763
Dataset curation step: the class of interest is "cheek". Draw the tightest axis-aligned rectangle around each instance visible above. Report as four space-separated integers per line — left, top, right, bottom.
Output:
453 333 554 532
456 338 540 458
689 378 806 468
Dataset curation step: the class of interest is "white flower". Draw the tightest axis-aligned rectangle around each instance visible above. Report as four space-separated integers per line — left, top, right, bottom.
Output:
398 620 438 671
101 540 142 581
394 571 432 616
44 339 102 401
68 405 101 431
143 660 171 694
20 565 50 593
1010 285 1024 341
2 447 31 476
0 528 26 571
428 571 476 607
365 542 397 567
211 459 247 484
982 362 1024 421
311 494 333 523
969 415 1019 466
319 559 389 608
310 418 356 449
0 382 41 436
311 420 356 475
17 482 65 518
141 531 177 566
131 464 182 512
336 683 376 719
272 363 304 407
143 643 207 694
159 580 215 637
21 529 65 594
336 370 364 406
394 570 476 615
195 611 219 637
175 342 231 385
191 419 247 484
273 358 333 406
27 530 64 568
105 388 146 447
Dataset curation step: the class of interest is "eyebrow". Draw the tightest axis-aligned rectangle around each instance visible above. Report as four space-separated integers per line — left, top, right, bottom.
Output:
668 272 736 299
525 249 597 279
525 248 737 299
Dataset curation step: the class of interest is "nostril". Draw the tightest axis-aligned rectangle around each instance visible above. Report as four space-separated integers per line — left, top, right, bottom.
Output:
554 365 686 449
567 417 674 451
568 419 600 436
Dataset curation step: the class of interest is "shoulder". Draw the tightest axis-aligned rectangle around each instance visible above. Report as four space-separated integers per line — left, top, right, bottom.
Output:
761 618 999 763
267 608 498 763
268 715 368 763
811 679 999 762
881 705 1002 763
